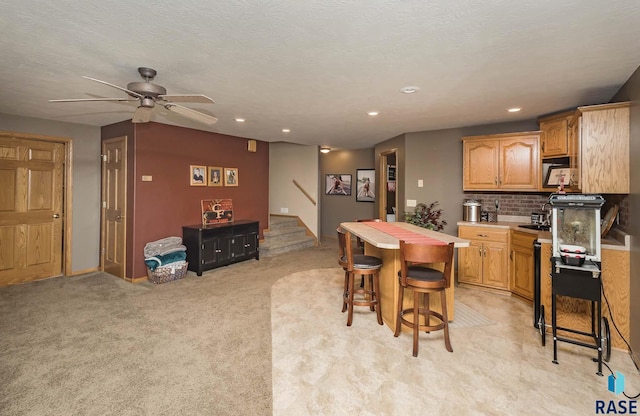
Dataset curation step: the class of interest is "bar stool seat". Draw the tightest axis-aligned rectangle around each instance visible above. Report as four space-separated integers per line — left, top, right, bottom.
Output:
337 228 383 326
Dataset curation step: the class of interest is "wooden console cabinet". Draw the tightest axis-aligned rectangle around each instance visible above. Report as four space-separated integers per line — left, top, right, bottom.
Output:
183 220 259 276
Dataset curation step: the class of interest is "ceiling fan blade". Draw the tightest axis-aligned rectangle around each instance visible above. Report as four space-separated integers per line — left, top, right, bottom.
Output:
164 103 218 125
159 94 215 104
132 106 153 123
49 97 137 103
82 76 143 99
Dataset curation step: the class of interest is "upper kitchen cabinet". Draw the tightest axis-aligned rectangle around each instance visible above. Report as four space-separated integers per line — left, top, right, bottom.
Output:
463 132 540 191
574 102 630 194
538 111 574 158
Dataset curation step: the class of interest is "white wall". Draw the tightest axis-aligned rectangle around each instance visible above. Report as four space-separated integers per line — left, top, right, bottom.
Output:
0 113 101 273
269 142 319 237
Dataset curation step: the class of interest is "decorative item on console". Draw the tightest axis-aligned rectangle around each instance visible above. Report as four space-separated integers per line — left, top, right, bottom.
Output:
202 199 234 225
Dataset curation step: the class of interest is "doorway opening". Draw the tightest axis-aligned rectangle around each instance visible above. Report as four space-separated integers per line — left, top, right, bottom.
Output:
379 150 397 222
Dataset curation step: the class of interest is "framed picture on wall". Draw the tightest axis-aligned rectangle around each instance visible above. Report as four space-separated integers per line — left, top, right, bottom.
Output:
325 174 351 195
224 167 238 186
544 165 571 187
387 165 396 181
208 166 223 187
190 165 206 186
356 169 375 202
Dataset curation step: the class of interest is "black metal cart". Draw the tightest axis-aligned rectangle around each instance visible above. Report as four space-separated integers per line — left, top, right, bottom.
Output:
548 258 610 376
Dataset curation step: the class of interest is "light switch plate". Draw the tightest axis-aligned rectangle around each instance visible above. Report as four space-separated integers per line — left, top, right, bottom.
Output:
407 199 417 207
418 179 423 187
142 175 152 182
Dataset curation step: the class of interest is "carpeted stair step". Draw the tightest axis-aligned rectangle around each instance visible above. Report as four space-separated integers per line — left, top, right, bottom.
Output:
261 215 316 257
260 235 316 257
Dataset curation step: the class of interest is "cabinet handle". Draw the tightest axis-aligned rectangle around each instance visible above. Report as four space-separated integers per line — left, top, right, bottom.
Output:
479 247 482 256
477 234 488 237
510 250 514 260
495 177 498 185
483 249 487 257
541 142 545 152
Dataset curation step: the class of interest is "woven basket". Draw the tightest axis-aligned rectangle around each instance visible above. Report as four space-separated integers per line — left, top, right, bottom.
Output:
146 261 188 284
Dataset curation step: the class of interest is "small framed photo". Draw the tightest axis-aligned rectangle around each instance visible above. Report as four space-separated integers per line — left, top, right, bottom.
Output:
387 165 396 181
544 166 571 187
190 165 206 186
208 166 223 187
356 169 375 202
224 167 238 187
325 174 352 195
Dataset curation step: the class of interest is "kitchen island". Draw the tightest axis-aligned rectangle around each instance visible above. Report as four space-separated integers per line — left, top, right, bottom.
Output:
340 221 469 332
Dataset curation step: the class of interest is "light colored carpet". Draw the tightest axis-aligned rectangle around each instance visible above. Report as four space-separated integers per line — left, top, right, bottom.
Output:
271 268 640 415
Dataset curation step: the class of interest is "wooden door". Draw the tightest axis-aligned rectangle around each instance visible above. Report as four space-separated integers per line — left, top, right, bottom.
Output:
483 241 509 289
463 140 499 190
101 137 127 278
510 232 536 300
540 118 568 157
499 135 539 189
0 135 64 286
457 241 483 285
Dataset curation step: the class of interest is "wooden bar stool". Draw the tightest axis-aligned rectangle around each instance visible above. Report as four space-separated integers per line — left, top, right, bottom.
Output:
337 228 383 326
394 240 455 356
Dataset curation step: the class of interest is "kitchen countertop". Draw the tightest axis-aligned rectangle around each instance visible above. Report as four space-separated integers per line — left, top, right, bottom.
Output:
457 221 629 251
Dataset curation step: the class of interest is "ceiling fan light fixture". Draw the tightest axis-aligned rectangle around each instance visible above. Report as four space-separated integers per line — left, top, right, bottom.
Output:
320 147 331 154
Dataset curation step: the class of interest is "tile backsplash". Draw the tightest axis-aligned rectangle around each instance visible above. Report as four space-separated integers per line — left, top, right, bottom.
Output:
463 193 629 232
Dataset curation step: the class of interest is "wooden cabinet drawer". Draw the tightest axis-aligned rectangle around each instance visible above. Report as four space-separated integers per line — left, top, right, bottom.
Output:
458 226 508 243
511 230 537 248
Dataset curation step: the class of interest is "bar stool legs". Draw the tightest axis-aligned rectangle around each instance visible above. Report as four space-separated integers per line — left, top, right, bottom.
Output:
344 270 383 326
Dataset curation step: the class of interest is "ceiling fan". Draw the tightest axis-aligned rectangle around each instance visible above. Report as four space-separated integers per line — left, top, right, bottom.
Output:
49 67 218 125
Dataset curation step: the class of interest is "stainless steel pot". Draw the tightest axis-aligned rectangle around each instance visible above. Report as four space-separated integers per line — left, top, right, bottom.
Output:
463 200 481 222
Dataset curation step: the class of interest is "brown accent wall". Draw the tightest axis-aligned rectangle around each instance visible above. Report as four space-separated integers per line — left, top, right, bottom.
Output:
102 121 269 279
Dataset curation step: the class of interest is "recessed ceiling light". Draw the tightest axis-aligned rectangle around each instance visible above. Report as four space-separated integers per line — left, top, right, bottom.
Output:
508 108 521 113
400 86 420 94
367 111 379 116
282 129 291 133
320 147 331 154
235 118 245 122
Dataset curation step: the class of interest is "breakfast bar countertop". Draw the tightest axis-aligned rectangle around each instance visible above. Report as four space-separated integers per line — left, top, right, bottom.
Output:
341 221 470 249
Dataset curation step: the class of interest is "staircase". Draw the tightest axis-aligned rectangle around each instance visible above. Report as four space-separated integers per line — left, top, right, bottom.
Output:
261 215 316 257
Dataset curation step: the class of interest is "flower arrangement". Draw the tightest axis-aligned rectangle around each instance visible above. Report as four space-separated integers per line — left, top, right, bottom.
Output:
404 201 447 231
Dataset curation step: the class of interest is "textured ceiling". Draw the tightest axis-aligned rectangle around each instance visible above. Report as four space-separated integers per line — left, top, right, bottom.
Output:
1 0 639 149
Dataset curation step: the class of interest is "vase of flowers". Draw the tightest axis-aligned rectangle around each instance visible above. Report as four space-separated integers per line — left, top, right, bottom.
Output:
404 201 447 231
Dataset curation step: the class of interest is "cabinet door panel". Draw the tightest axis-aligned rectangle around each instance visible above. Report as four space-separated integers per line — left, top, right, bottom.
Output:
463 140 499 190
540 118 568 157
457 241 483 284
500 137 539 189
511 245 534 300
202 238 219 267
483 242 508 289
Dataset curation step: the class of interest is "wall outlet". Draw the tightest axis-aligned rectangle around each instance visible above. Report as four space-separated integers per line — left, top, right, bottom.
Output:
407 199 417 207
280 208 289 214
418 179 423 187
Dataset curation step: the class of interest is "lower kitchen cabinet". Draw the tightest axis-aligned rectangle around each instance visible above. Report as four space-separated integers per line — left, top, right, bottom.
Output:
183 220 259 276
458 226 509 291
510 231 536 301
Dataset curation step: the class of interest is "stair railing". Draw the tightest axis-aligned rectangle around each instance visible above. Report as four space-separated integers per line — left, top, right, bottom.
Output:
292 180 316 206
